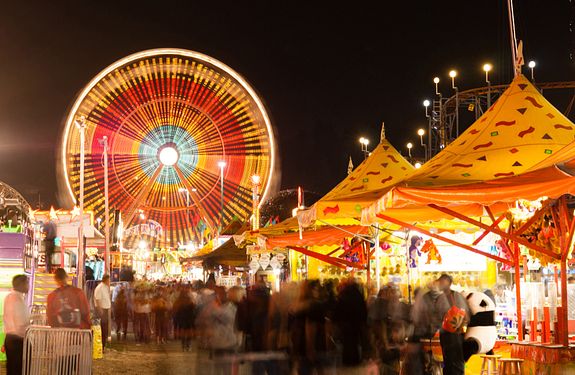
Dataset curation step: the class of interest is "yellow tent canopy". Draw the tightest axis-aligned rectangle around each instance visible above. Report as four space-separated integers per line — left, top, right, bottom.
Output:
298 134 415 227
363 74 575 225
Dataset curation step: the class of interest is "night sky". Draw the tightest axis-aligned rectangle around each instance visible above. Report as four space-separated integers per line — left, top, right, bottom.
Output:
0 1 573 209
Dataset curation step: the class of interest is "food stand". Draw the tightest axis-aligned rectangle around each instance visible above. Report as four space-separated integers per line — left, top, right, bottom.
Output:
361 75 575 372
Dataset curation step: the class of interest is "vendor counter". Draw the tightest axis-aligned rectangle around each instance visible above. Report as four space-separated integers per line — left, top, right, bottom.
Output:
423 339 575 374
510 341 575 374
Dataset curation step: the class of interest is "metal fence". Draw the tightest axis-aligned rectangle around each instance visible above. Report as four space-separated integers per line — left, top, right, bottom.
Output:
30 304 47 326
23 326 92 375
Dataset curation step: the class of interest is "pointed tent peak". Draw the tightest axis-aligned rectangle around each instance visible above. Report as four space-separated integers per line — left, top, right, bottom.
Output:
347 156 354 175
405 72 575 187
322 137 415 202
380 122 386 142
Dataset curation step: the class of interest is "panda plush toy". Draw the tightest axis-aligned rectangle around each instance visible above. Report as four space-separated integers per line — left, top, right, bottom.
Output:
461 290 497 362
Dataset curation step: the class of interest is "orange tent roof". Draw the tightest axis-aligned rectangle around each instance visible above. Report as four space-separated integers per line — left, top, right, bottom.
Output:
298 135 415 226
362 75 575 225
403 74 575 187
266 225 369 248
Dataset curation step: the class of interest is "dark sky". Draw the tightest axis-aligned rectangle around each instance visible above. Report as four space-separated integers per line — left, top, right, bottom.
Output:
0 1 573 208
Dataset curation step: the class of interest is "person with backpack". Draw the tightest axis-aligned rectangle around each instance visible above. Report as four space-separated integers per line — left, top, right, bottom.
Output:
47 268 91 329
434 274 470 375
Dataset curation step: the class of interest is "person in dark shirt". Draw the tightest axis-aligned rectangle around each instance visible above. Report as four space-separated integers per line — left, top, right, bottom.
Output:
42 219 57 273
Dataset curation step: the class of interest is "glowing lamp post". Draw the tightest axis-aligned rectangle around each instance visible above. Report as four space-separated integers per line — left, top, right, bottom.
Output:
483 63 493 108
417 128 427 161
449 69 460 137
217 161 226 234
359 137 370 159
406 142 413 158
251 174 261 231
74 116 86 287
528 60 536 81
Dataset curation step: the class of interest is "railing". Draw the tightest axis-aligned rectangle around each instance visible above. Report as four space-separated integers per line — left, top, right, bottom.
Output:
30 304 47 326
23 326 92 375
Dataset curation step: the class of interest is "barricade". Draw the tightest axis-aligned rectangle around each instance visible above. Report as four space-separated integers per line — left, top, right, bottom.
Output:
23 326 93 375
30 304 47 326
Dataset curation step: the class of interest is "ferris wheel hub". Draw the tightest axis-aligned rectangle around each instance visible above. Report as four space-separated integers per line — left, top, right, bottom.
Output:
158 145 179 166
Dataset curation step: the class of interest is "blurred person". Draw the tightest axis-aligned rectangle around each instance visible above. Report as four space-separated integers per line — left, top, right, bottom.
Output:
435 274 469 375
151 290 169 344
2 275 29 375
173 288 196 351
47 268 90 329
133 290 151 344
333 278 369 367
237 281 275 374
201 286 239 375
42 218 57 273
290 280 330 375
94 274 112 351
113 284 129 340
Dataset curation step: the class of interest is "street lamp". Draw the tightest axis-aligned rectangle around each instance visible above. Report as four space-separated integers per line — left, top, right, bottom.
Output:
74 115 86 287
217 161 226 233
414 162 422 169
528 60 536 81
406 142 413 158
483 63 493 108
251 174 261 231
449 70 460 137
423 100 430 117
359 137 370 159
433 77 440 95
417 128 427 161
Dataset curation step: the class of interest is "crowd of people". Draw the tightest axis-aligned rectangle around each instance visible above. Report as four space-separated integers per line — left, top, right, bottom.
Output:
104 272 478 374
2 269 494 375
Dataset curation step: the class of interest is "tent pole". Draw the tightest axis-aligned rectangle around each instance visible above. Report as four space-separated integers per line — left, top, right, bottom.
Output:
514 242 524 341
375 223 380 292
560 257 569 346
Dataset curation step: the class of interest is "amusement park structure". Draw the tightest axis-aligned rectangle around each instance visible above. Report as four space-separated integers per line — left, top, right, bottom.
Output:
60 49 277 262
425 79 575 160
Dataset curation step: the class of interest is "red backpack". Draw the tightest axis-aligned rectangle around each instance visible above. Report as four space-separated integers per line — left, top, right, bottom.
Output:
442 292 466 333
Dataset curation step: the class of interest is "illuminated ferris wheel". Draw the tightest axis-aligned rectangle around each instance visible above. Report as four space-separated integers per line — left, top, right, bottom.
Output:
61 49 276 248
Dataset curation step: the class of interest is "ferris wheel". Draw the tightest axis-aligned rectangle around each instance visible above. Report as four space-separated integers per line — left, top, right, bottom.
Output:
61 49 276 249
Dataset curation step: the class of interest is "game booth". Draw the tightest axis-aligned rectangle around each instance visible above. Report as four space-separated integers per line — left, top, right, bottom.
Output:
361 75 575 373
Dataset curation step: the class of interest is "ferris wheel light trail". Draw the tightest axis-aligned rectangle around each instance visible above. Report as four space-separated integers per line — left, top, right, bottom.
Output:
62 49 276 248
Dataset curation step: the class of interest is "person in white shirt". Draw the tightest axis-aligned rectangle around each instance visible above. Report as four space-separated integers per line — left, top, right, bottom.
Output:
2 274 29 375
94 274 111 351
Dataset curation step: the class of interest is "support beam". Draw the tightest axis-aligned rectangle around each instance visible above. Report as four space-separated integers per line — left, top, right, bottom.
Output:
376 213 512 264
428 204 561 260
473 214 506 246
514 200 551 236
514 241 524 341
287 246 364 269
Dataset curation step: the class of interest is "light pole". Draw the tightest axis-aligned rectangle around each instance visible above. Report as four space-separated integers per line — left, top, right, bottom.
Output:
423 99 432 160
359 137 370 159
217 161 226 235
528 60 536 82
483 63 492 108
406 142 413 158
417 128 427 162
74 116 86 288
251 175 261 231
433 77 440 95
449 70 459 137
102 136 110 277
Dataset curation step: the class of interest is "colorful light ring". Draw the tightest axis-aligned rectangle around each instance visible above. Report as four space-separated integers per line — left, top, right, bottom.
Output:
62 49 275 248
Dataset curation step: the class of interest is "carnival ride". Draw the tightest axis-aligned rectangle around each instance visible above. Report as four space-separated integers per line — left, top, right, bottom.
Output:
61 49 276 250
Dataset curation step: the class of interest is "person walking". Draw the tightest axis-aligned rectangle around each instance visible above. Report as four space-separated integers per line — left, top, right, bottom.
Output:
113 284 129 340
2 275 29 375
47 268 90 329
94 275 112 351
435 274 469 375
42 218 57 273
